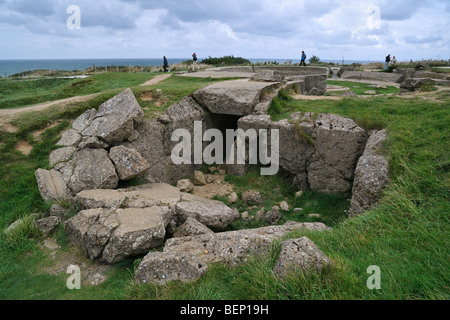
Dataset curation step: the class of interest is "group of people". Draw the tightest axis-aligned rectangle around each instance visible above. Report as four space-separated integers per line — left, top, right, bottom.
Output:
163 53 200 73
384 54 397 70
163 51 398 71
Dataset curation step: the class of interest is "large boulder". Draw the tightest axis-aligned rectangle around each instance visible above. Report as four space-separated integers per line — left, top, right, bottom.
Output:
236 112 368 193
164 221 331 266
35 169 71 202
65 206 170 264
135 252 208 285
109 145 150 181
173 217 214 238
49 147 77 167
175 193 240 231
349 130 389 216
193 80 278 116
123 97 207 185
400 78 435 93
273 237 332 278
81 88 144 144
75 183 182 210
68 149 119 194
72 109 97 133
56 129 82 147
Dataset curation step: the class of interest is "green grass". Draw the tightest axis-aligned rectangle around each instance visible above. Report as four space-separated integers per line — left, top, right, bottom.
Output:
0 73 159 109
0 72 448 300
327 80 399 96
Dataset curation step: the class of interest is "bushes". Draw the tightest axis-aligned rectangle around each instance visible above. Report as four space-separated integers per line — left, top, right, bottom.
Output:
201 55 251 66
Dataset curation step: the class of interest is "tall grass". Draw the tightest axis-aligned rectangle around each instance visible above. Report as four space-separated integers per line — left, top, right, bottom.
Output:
0 73 448 300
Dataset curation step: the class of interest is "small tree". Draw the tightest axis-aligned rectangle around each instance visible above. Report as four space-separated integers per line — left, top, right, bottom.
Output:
309 55 320 64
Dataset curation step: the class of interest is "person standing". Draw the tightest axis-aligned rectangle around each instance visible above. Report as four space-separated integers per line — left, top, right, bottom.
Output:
299 51 307 66
163 56 169 73
384 54 391 70
192 53 199 71
392 56 397 65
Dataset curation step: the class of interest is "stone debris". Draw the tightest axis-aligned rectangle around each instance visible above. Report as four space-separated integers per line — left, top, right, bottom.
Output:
109 145 150 181
135 252 208 286
173 217 214 238
273 237 332 278
241 190 263 205
65 206 170 264
280 201 290 211
263 209 281 225
35 216 61 236
164 221 332 266
35 169 71 202
349 130 389 216
193 171 207 186
227 192 239 204
176 179 194 193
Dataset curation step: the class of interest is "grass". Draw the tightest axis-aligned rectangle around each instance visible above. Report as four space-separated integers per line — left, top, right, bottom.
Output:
0 72 449 300
0 73 159 109
327 80 399 96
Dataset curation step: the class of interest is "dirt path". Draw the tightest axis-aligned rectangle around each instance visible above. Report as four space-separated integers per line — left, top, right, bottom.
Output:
0 74 173 127
0 93 100 126
140 74 172 86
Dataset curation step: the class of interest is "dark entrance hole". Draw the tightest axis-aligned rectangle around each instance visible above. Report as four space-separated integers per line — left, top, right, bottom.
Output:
209 113 242 161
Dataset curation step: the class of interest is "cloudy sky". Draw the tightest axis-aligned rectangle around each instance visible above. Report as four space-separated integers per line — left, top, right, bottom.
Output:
0 0 449 61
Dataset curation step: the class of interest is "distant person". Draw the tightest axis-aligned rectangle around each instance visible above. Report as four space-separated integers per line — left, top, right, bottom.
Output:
163 56 169 73
299 51 307 66
192 53 199 71
392 56 397 65
384 54 391 70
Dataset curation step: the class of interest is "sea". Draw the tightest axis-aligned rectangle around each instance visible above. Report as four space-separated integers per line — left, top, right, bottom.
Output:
0 58 375 77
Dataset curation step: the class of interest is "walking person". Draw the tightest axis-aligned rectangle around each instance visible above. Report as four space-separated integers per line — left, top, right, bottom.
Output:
192 52 199 71
384 54 391 70
299 51 307 66
163 56 169 73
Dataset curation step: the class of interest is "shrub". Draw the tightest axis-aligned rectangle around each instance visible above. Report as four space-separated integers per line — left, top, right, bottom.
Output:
201 55 251 66
309 55 320 64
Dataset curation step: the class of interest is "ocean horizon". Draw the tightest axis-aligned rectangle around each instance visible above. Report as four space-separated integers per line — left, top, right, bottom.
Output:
0 58 376 77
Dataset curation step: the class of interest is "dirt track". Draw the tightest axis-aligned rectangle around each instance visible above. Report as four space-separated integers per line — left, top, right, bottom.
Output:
0 74 173 127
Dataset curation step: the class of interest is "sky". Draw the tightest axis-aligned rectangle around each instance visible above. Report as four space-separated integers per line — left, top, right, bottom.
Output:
0 0 449 61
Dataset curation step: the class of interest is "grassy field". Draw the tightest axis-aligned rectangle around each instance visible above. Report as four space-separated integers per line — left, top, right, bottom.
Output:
0 74 448 300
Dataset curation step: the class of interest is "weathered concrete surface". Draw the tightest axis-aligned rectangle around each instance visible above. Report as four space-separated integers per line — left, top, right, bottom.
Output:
68 149 119 194
135 252 208 285
341 70 404 83
164 221 331 266
82 88 144 144
65 206 170 264
35 169 71 202
173 217 214 238
75 183 183 209
273 237 332 278
176 193 240 231
109 145 150 181
75 183 239 232
49 147 77 167
349 130 389 216
123 96 207 185
236 112 368 193
193 80 279 116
